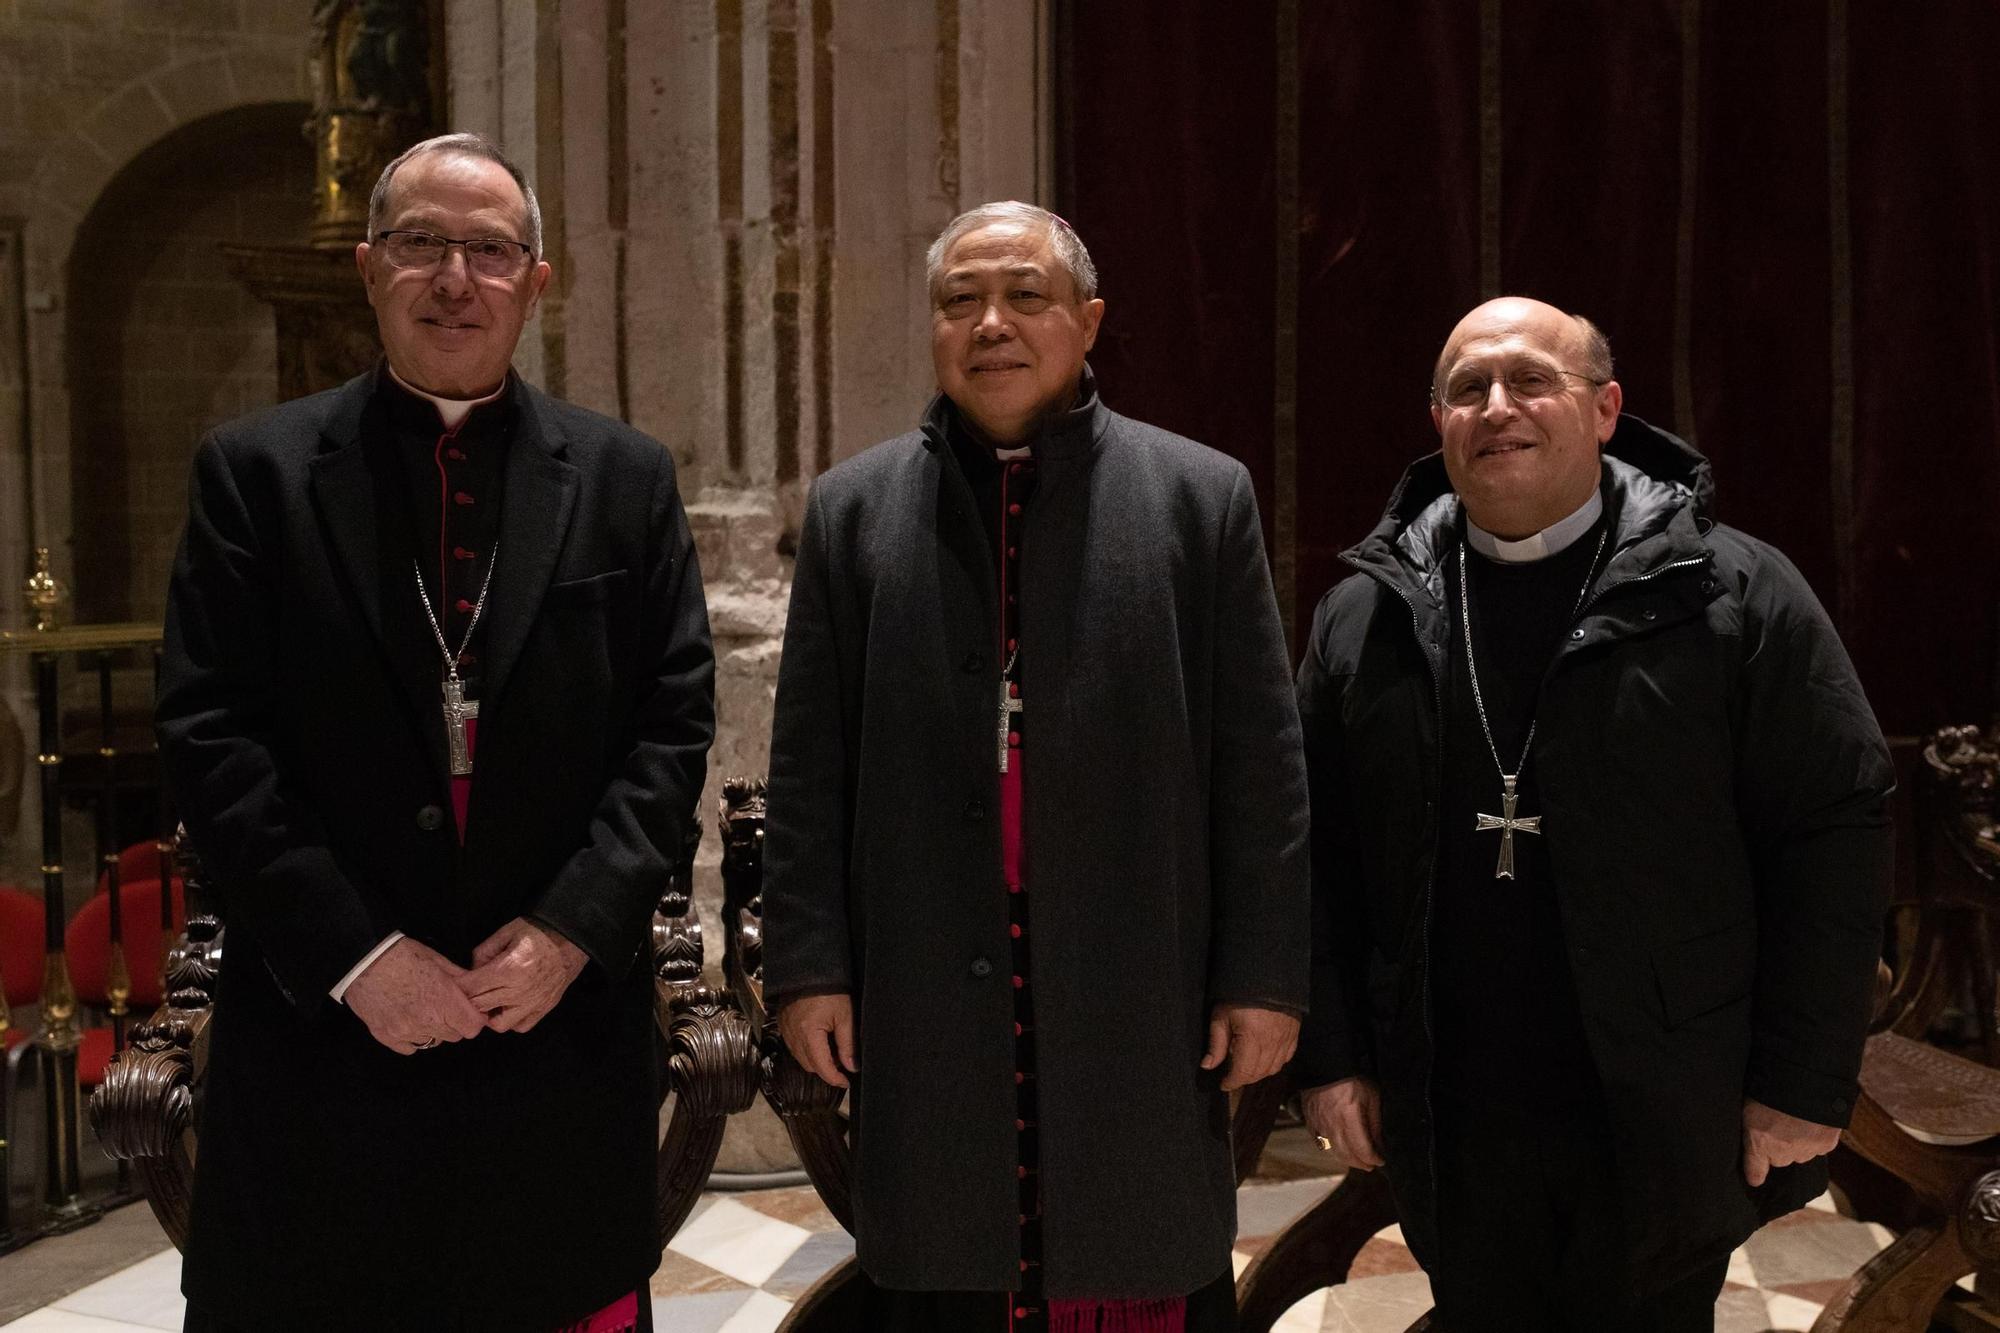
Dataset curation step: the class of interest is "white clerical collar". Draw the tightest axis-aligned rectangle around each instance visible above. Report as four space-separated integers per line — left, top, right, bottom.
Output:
387 364 507 430
1465 489 1603 564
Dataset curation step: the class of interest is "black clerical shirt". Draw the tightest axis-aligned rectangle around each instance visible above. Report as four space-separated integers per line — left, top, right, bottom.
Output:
385 375 512 701
1432 517 1608 1116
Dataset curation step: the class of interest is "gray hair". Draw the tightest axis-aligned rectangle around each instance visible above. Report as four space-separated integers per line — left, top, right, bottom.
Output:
926 201 1099 302
1570 315 1614 381
366 132 544 258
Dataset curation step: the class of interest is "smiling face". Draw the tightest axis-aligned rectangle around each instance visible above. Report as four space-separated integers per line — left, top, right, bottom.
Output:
930 221 1104 446
354 150 552 399
1430 297 1621 538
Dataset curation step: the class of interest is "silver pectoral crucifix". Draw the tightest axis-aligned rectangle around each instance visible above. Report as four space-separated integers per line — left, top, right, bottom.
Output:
1474 773 1541 880
442 677 479 778
997 678 1022 773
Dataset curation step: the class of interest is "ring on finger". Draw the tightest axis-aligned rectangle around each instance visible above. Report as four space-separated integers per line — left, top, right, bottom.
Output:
415 1035 440 1050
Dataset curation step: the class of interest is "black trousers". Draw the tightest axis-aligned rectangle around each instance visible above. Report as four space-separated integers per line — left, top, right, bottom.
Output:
864 1267 1239 1332
1426 1102 1728 1333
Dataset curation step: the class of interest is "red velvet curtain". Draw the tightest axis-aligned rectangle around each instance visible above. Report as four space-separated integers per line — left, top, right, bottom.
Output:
1057 0 2000 736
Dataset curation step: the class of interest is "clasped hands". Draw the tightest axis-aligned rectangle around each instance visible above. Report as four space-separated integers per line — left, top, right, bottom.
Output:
779 994 1299 1093
1301 1075 1841 1185
344 918 588 1056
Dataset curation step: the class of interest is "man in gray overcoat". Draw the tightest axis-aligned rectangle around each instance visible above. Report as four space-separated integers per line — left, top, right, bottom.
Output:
763 202 1310 1332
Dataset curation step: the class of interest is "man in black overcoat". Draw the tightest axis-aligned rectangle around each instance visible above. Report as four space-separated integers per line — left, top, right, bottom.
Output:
1295 297 1894 1329
156 133 714 1332
761 202 1310 1331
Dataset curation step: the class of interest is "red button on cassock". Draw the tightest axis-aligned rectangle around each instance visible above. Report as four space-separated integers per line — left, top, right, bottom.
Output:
455 598 474 613
454 491 475 506
447 448 466 461
1008 503 1022 516
1012 975 1024 988
454 546 476 560
1010 924 1022 938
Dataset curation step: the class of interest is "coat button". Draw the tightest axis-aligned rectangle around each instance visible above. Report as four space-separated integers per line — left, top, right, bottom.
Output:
415 804 445 832
963 798 984 822
961 649 984 673
970 957 993 978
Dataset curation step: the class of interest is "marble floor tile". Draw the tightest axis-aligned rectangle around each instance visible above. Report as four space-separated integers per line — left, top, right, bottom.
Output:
47 1249 182 1331
649 1248 752 1298
0 1313 167 1333
759 1230 855 1300
1739 1213 1889 1286
1271 1288 1327 1333
1319 1272 1436 1333
1348 1237 1421 1280
1712 1285 1777 1333
1762 1291 1827 1330
732 1186 841 1233
1237 1177 1339 1240
715 1291 793 1333
648 1289 756 1333
666 1197 813 1289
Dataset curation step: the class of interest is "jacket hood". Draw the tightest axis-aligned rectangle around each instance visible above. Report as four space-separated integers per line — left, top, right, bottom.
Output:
1345 413 1715 595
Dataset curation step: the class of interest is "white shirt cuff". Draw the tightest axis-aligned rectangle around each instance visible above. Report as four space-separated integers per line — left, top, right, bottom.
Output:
330 932 406 1002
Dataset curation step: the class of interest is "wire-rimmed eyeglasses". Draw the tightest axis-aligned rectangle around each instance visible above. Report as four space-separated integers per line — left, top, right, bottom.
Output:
375 229 535 279
1433 366 1608 410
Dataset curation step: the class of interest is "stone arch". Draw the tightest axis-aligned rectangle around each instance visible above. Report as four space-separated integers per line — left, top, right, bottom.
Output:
29 51 309 271
63 102 314 623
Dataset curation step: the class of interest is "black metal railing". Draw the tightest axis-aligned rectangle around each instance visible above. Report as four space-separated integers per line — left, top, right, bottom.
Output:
0 595 165 1250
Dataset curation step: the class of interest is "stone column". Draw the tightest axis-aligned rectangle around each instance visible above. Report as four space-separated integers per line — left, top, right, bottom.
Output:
445 0 1045 1170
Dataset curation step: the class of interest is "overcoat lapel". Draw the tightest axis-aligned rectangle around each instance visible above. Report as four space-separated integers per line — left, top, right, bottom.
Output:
477 383 579 711
309 374 448 784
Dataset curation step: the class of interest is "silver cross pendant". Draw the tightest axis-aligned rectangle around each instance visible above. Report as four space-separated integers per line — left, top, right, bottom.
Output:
442 677 479 778
1474 773 1541 879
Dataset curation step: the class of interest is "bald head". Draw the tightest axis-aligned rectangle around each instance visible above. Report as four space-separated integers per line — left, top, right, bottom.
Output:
1432 298 1612 401
1428 296 1622 539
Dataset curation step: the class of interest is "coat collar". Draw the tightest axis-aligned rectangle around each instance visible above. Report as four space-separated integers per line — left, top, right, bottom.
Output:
1342 413 1715 606
309 365 579 781
919 364 1108 463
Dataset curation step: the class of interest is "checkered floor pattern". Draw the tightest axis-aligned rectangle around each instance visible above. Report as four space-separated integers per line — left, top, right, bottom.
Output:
0 1154 1930 1332
648 1177 1906 1333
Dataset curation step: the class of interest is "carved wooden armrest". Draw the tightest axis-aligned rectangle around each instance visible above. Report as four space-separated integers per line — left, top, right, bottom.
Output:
87 911 224 1253
761 1043 852 1234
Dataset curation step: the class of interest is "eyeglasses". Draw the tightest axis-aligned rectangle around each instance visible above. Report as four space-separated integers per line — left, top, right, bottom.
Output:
1434 365 1607 410
375 230 535 278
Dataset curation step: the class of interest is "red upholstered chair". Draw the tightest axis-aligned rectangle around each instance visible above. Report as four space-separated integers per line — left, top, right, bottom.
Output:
2 885 44 1188
1 885 43 1053
66 878 186 1087
95 839 183 901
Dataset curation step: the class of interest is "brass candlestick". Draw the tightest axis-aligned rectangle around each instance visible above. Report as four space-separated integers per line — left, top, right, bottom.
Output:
23 548 65 632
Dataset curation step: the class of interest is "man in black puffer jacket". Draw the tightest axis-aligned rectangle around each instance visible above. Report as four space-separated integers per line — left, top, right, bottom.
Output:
1294 297 1894 1329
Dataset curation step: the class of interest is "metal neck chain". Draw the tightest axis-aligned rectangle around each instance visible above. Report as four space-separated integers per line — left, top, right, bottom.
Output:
413 542 499 684
1457 529 1607 781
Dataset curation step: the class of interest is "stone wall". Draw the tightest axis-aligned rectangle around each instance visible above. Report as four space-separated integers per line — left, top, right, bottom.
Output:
445 0 1047 1169
445 0 1045 936
0 0 316 878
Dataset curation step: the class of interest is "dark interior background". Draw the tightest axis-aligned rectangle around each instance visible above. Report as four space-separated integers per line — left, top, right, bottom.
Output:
1054 0 2000 742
